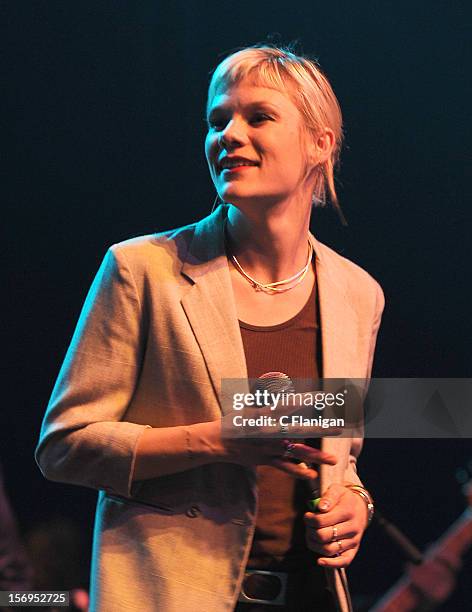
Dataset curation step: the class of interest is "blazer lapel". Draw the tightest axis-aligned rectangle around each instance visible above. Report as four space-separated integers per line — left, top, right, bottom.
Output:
180 206 249 415
310 235 361 489
311 235 359 380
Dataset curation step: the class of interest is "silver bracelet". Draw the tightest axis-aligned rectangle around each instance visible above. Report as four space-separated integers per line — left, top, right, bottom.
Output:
344 484 374 527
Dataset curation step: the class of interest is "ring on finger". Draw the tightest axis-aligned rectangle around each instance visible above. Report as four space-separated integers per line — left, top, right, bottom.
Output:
330 525 338 543
282 441 295 459
334 539 343 557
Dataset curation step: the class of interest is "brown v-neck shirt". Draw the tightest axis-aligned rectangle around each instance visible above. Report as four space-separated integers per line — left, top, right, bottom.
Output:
239 275 323 571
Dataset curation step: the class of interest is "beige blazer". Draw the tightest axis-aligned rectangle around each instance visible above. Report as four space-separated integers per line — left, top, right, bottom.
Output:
36 205 384 612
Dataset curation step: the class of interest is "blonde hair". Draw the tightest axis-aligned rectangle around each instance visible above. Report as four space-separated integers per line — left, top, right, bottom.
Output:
207 44 345 218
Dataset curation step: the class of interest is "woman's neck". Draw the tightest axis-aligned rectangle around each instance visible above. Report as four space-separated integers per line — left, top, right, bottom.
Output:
225 201 312 284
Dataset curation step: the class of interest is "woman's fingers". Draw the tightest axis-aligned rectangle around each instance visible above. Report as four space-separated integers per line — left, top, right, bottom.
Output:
307 534 359 558
304 508 351 530
305 521 360 568
283 442 337 466
317 546 359 568
308 524 358 545
265 440 335 479
222 436 337 479
270 457 319 480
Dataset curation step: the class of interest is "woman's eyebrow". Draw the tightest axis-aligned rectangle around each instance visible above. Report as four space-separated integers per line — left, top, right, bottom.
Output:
207 101 280 119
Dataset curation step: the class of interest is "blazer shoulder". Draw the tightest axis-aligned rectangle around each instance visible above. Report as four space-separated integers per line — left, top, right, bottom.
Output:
109 221 198 260
315 240 384 309
99 223 196 268
87 223 199 294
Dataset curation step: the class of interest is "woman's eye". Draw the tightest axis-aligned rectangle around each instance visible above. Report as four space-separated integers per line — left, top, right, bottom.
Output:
251 113 271 124
207 118 226 131
206 113 271 131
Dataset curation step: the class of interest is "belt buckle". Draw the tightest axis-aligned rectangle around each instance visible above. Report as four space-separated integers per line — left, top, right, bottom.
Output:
238 569 288 606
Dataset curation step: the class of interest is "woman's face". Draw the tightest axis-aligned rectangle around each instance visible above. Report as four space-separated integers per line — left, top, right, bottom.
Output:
205 80 315 209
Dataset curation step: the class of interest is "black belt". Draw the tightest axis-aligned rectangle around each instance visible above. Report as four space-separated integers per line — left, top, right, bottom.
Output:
237 567 335 610
238 569 288 606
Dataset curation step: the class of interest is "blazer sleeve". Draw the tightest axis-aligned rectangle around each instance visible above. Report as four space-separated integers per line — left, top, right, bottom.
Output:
35 246 150 497
365 281 385 382
344 280 385 484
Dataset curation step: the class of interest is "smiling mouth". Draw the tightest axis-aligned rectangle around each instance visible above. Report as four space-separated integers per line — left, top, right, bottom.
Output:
220 165 256 173
218 163 259 175
217 156 260 172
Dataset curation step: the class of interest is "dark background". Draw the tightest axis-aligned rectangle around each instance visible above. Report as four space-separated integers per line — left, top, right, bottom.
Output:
3 1 471 609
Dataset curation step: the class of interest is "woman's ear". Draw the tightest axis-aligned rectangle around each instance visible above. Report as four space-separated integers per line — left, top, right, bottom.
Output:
307 128 335 166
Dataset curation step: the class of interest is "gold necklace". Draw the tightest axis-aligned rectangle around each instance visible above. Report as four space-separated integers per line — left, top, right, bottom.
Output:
229 240 313 294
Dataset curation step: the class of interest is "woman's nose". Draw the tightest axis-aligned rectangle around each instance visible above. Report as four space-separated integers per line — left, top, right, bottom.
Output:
218 118 247 148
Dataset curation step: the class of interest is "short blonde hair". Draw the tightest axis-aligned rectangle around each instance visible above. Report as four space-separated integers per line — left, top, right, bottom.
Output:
207 44 344 215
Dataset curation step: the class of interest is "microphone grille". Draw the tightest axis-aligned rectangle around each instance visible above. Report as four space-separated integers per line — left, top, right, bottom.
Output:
254 371 295 395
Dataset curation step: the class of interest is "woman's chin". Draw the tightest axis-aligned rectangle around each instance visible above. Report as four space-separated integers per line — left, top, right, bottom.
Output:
218 188 269 205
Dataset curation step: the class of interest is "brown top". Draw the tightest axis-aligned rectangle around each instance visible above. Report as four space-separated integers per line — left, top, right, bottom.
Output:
239 274 322 571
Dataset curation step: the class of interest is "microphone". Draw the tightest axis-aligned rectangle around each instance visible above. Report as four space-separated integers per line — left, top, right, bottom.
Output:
253 371 318 472
253 372 322 510
253 371 295 401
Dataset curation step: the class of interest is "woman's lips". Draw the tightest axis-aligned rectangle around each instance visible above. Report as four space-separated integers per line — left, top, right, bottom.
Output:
220 165 257 175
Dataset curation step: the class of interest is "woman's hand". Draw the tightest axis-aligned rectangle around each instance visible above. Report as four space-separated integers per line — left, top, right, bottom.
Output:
303 484 369 568
216 405 338 479
132 411 338 482
221 435 337 480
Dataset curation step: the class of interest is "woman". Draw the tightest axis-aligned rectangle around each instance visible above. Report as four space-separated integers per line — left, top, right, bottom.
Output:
36 45 384 611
